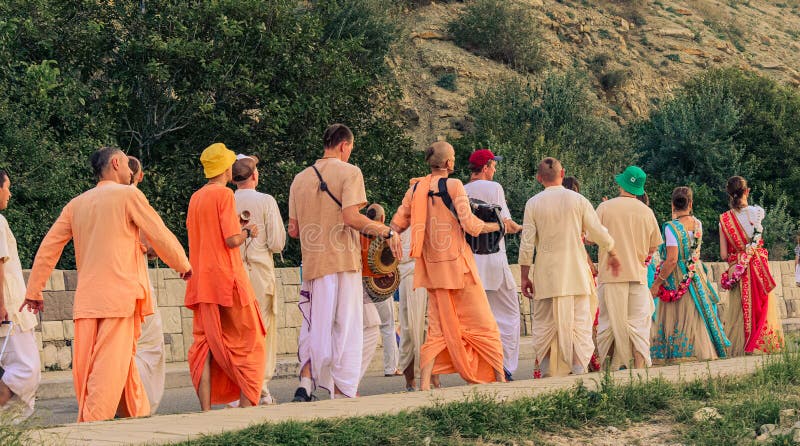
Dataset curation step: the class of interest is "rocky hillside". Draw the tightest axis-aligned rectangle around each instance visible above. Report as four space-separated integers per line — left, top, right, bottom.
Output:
390 0 800 148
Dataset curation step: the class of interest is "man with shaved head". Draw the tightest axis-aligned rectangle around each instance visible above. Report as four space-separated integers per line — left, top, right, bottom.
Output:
391 141 505 390
519 157 619 377
21 146 192 422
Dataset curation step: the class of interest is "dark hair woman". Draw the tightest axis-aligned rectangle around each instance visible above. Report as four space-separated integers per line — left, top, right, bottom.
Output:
649 187 730 364
718 176 783 356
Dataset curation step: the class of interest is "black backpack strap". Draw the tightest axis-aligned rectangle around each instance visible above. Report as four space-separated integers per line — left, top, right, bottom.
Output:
311 165 342 208
428 177 460 223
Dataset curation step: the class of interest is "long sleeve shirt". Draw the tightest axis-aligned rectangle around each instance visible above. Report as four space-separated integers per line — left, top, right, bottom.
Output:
25 181 191 319
518 186 614 300
235 188 286 296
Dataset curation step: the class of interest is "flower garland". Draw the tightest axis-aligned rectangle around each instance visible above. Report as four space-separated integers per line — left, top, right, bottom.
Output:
653 224 702 303
720 224 763 291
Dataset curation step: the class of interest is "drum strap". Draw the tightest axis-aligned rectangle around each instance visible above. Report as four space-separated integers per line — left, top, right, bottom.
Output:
311 165 342 207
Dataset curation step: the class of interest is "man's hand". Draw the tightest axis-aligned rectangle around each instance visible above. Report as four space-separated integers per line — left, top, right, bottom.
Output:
245 224 259 238
521 277 535 299
180 269 193 281
387 234 402 262
607 254 621 277
482 222 501 233
649 282 660 297
19 299 44 315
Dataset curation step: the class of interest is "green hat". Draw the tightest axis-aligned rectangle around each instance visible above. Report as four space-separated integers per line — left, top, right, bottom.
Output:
615 166 647 196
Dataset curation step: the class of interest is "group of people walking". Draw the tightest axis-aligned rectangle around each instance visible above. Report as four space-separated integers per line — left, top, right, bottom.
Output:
0 123 785 423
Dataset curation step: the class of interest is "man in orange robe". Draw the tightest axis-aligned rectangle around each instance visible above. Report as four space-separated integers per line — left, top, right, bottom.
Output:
390 141 505 390
185 143 266 410
21 147 191 422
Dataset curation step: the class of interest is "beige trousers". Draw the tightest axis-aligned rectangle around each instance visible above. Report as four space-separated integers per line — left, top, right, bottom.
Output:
597 282 654 370
532 295 593 377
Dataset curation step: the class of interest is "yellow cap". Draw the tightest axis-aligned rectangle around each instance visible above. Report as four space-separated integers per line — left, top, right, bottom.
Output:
200 143 237 179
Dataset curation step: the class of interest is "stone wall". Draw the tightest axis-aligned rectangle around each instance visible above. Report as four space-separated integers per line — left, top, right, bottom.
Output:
24 261 800 372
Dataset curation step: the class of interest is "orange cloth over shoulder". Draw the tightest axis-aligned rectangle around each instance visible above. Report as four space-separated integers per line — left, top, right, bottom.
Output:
185 183 266 405
391 174 504 383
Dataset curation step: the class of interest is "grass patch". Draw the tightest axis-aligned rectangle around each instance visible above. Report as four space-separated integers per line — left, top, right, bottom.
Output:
448 0 546 73
435 72 458 92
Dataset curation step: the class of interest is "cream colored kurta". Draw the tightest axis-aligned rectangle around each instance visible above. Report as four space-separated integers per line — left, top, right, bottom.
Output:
234 188 286 391
519 186 614 376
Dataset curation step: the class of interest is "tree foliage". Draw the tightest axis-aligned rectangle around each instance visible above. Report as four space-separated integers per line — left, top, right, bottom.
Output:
0 0 421 267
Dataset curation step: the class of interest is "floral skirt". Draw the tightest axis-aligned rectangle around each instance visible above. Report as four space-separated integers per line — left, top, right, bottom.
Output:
651 288 720 364
723 285 783 356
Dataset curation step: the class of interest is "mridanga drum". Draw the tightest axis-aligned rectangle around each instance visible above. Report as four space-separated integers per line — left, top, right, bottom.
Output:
361 236 400 303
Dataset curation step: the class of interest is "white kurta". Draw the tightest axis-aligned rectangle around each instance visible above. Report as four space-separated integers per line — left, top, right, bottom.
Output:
463 180 520 373
519 186 615 374
0 215 40 420
235 188 286 395
298 272 363 398
397 230 427 374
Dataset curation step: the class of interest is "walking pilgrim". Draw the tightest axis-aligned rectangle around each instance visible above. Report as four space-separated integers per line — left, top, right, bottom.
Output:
22 147 191 422
128 156 167 414
519 157 620 378
184 143 267 411
390 141 505 390
594 166 662 370
396 221 433 391
0 170 41 421
232 153 286 405
463 149 523 380
288 124 401 401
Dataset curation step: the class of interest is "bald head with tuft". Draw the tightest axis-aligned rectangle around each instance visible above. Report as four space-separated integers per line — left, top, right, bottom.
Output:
425 141 455 171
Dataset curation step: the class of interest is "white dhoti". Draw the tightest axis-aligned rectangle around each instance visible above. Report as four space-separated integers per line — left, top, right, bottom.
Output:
135 307 166 415
532 295 593 377
297 271 363 398
397 263 427 374
373 298 398 375
360 294 381 382
485 280 520 374
596 282 654 370
0 328 41 421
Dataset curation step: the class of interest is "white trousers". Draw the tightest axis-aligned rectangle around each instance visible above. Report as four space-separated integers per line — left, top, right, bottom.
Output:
298 271 363 398
374 299 398 374
0 328 41 421
397 268 427 373
360 296 381 383
486 280 520 374
532 295 593 377
135 308 166 415
597 282 654 370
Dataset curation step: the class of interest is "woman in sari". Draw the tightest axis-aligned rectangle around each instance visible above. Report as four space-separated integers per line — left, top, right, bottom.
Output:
719 176 783 355
650 187 729 363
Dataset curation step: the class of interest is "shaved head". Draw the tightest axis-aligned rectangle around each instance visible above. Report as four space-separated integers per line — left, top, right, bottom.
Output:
425 141 454 170
537 157 563 183
366 203 385 222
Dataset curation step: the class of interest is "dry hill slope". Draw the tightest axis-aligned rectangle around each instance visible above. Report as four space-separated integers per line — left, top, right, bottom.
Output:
391 0 800 148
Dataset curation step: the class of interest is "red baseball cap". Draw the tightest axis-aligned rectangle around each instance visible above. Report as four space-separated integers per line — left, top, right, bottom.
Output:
469 149 503 168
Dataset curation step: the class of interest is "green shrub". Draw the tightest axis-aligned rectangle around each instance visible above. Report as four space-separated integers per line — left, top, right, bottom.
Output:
435 72 458 91
448 0 546 73
600 69 628 91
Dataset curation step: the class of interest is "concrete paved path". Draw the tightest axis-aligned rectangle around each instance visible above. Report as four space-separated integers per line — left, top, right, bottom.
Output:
30 355 773 445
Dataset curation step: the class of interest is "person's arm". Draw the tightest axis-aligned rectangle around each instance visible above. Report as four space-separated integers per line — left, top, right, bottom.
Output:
497 184 522 234
449 180 499 236
389 187 413 234
719 222 729 261
341 168 401 259
518 200 536 299
0 260 7 321
22 205 74 313
650 228 678 296
265 196 286 253
582 199 620 276
129 189 192 278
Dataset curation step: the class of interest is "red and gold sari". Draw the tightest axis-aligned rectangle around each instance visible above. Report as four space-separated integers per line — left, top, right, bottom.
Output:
719 210 783 354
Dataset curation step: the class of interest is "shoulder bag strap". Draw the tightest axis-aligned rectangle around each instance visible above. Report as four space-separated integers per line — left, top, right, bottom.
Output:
311 165 342 208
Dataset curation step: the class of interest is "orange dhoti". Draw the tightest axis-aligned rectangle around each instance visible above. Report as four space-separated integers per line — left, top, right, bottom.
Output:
73 315 149 422
187 298 267 406
421 278 504 384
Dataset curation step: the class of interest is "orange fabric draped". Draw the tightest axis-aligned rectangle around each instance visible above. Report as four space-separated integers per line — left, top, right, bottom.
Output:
187 296 267 406
421 278 505 383
720 210 777 353
73 310 149 422
409 175 433 259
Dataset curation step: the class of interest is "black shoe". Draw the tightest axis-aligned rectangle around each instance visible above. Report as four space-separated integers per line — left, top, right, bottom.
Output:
292 387 312 402
504 368 513 382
